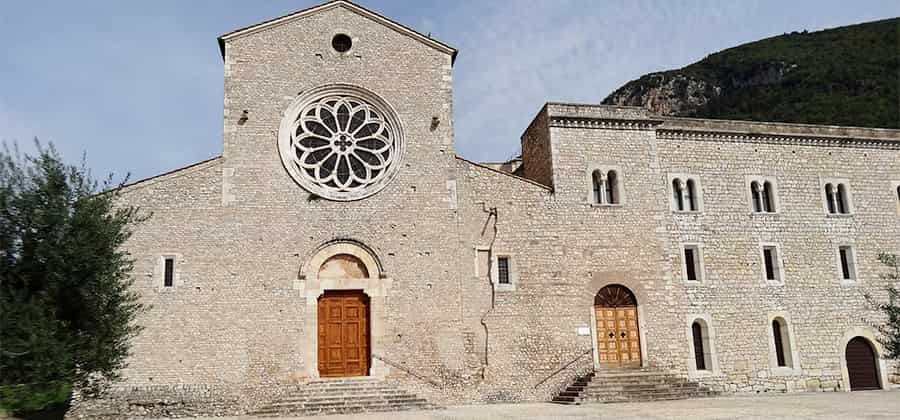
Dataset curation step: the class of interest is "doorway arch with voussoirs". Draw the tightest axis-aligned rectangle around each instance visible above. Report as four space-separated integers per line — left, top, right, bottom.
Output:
298 240 391 379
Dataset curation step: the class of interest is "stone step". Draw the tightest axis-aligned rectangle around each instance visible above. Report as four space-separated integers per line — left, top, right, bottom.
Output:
585 390 716 403
275 389 411 400
551 369 717 405
253 402 437 416
268 395 426 407
253 378 438 417
583 383 701 393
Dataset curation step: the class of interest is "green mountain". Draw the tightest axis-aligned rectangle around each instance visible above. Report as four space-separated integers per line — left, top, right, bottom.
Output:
602 18 899 129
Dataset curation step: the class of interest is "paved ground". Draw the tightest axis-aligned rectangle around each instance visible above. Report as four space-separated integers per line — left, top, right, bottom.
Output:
188 391 899 420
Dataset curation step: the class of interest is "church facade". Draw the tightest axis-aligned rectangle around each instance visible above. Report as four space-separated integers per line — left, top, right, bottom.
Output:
92 0 899 414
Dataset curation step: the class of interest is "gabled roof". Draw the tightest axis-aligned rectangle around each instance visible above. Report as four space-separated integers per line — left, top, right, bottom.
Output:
217 0 457 63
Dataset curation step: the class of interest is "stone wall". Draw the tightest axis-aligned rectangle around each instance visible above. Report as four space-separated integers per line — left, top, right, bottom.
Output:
87 1 900 416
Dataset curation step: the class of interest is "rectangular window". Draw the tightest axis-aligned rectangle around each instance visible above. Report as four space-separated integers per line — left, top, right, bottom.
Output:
164 257 174 287
497 257 510 285
683 246 702 282
762 246 781 283
839 246 856 281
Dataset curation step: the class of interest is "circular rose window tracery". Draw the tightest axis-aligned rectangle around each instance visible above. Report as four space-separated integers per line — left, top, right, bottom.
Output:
278 85 403 201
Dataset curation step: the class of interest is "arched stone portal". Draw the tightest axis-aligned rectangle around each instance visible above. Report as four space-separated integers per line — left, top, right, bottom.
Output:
592 284 641 367
845 337 880 390
298 240 390 379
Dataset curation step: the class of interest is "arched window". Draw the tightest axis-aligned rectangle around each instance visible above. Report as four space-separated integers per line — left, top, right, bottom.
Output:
751 181 762 212
672 178 684 211
836 184 848 214
592 170 604 204
686 179 697 211
825 183 836 214
691 321 710 370
762 181 774 212
772 317 793 368
605 170 618 204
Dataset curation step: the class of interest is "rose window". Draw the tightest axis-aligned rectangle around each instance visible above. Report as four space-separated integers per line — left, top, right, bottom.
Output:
278 86 403 201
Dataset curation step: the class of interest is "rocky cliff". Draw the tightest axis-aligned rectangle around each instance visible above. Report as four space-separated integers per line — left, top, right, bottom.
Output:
602 18 899 129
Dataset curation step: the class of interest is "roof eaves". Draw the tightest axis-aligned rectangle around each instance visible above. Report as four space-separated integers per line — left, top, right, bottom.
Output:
216 0 457 63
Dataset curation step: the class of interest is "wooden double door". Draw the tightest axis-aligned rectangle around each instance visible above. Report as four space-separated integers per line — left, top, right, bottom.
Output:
317 290 370 377
594 285 642 367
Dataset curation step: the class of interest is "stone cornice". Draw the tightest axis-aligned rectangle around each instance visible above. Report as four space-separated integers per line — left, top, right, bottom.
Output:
658 128 900 150
549 117 663 131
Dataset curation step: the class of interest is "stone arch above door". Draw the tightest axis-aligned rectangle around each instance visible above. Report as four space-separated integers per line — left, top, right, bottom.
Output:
301 240 383 281
297 240 390 379
838 327 888 391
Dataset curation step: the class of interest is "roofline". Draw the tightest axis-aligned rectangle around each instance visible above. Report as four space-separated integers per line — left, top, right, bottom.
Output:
539 102 900 142
217 0 457 63
117 155 223 193
455 155 553 192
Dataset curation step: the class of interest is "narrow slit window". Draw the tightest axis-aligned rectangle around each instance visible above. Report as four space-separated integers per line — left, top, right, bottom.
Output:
692 321 707 371
683 246 701 282
762 246 781 283
772 320 786 367
839 246 856 281
164 257 175 287
497 257 510 285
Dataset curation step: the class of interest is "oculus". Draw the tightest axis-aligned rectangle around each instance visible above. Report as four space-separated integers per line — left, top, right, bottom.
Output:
278 85 403 201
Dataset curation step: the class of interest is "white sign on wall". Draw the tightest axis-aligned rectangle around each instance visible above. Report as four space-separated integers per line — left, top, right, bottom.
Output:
576 327 591 336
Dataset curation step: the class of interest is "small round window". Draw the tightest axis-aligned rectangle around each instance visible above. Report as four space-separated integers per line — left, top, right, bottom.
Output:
332 34 352 53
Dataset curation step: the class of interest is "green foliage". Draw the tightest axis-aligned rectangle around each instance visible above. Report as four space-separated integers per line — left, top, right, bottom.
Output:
0 381 70 415
870 253 900 360
605 18 899 129
0 141 147 397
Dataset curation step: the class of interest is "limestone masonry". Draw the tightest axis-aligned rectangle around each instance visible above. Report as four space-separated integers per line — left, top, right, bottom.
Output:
71 0 900 416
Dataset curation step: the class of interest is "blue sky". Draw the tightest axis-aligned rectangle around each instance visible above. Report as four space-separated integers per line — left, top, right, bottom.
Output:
1 0 897 182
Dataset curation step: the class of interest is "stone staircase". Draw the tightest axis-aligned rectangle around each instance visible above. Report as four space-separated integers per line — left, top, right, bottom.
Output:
251 377 439 417
552 368 717 404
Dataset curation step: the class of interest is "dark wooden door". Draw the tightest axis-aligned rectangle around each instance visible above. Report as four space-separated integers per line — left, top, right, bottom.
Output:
846 337 879 390
318 290 369 377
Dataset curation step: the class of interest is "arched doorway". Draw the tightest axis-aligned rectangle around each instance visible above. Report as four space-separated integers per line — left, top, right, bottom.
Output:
845 337 880 390
316 254 371 377
594 285 641 367
300 241 388 379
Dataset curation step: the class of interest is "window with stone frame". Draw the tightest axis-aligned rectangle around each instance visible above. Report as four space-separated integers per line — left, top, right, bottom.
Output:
749 177 778 213
771 317 794 368
837 245 858 282
669 174 702 212
589 167 622 206
822 179 852 215
682 244 704 282
163 257 174 287
490 253 517 291
497 256 511 284
761 244 784 284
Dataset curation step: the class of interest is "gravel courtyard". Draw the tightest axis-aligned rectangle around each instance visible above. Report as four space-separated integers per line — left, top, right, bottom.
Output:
171 390 899 420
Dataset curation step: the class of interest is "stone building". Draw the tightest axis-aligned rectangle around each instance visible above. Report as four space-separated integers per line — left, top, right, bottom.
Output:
83 0 900 415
